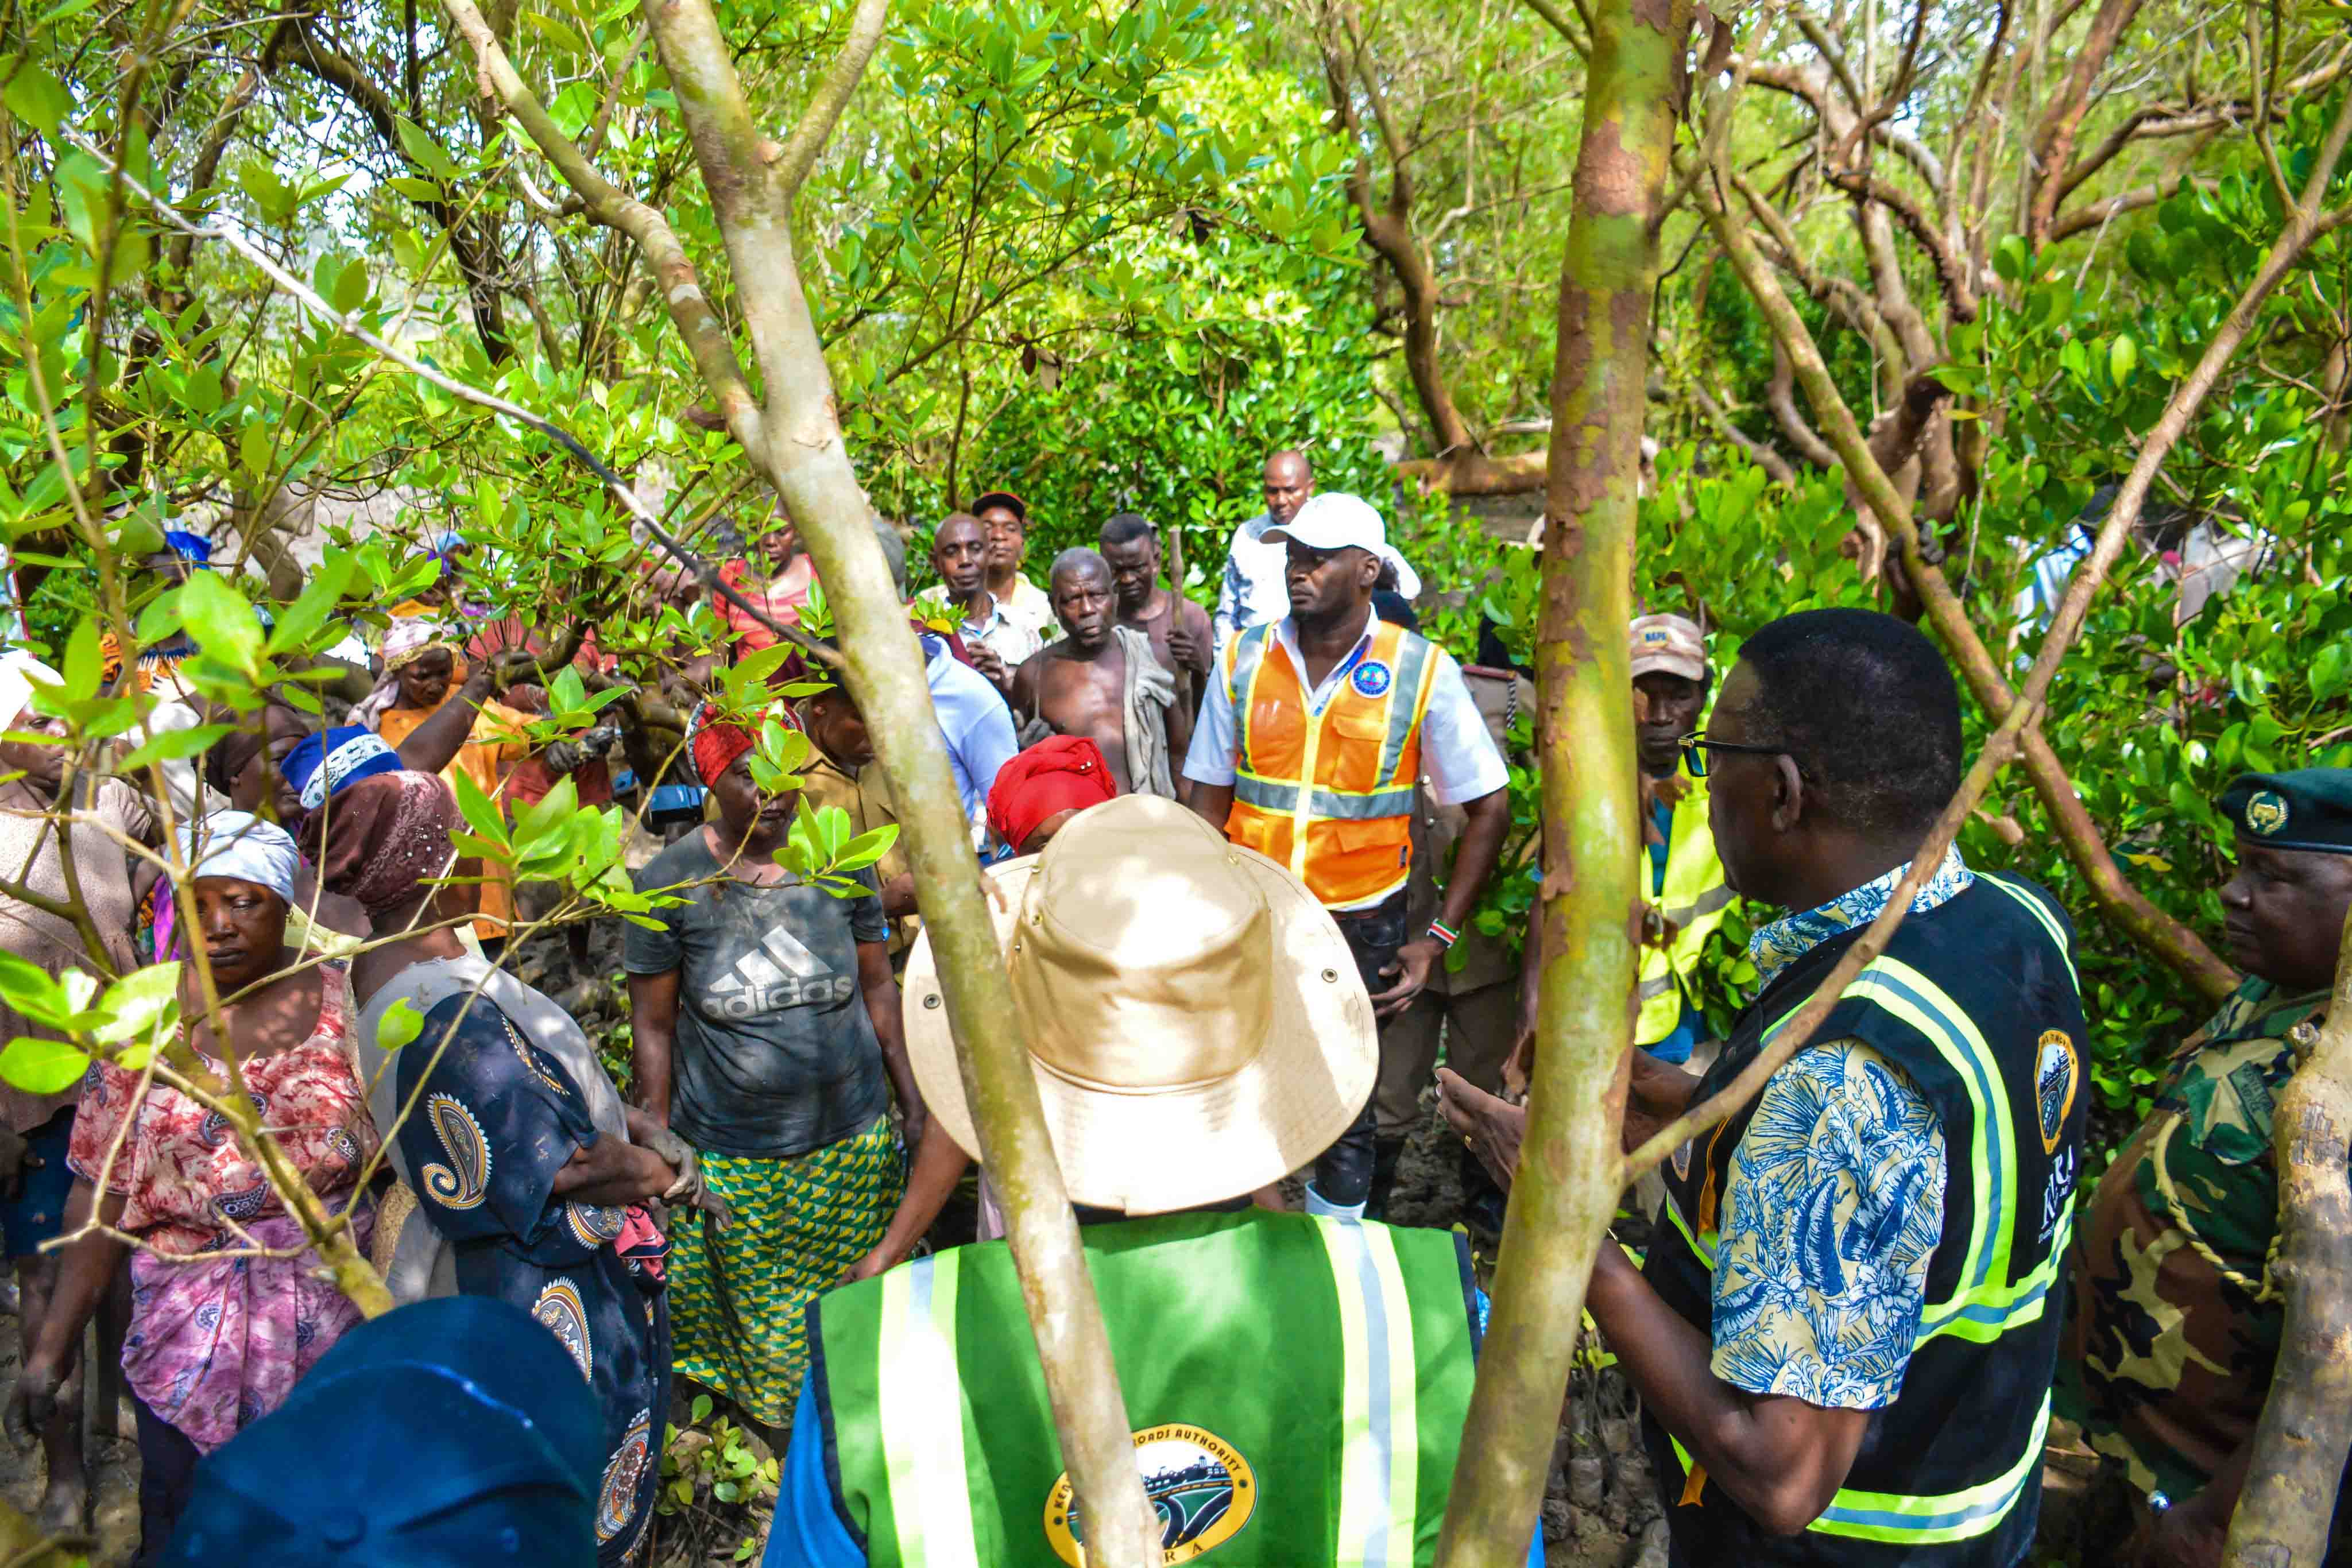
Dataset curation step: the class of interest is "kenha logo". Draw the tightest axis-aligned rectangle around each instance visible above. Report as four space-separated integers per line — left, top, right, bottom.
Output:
1350 659 1393 699
1043 1423 1257 1565
2244 789 2291 837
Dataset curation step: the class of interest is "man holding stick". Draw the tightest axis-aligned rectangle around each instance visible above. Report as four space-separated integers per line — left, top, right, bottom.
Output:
1442 609 2088 1566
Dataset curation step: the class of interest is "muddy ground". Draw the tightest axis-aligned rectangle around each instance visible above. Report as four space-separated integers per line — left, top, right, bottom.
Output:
0 922 2092 1566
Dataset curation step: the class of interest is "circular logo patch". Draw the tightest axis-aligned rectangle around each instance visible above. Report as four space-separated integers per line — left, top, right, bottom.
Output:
2035 1029 2080 1156
1044 1423 1257 1565
1351 660 1393 699
2244 789 2291 837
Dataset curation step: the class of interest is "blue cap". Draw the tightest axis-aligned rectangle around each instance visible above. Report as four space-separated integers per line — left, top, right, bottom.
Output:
281 726 402 812
157 1296 603 1565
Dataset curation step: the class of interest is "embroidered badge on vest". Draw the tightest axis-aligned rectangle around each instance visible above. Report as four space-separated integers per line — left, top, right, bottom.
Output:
1351 660 1393 698
2035 1029 2080 1156
1044 1422 1257 1565
2244 789 2291 836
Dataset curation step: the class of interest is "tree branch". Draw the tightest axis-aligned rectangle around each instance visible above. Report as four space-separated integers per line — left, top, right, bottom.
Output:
771 0 890 199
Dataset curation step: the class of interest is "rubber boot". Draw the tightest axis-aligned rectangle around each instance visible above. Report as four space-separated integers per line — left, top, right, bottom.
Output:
1365 1136 1409 1221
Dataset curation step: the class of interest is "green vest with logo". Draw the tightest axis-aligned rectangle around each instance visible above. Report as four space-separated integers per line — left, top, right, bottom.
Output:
808 1210 1480 1567
1636 768 1733 1048
1642 872 2088 1564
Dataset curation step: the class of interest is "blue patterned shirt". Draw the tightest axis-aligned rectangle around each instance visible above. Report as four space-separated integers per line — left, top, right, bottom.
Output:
1711 849 1969 1410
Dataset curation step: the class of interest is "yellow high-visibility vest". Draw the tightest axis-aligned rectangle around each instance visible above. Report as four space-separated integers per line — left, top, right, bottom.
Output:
1636 768 1732 1047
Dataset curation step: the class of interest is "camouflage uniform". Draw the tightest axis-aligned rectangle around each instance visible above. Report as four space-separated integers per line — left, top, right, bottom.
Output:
2061 977 2328 1504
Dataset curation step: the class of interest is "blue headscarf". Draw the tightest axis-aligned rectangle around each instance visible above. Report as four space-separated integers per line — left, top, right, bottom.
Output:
161 529 212 568
280 726 403 812
157 1296 602 1566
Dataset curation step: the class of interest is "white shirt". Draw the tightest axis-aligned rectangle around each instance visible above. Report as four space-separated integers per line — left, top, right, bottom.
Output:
1182 608 1508 908
1213 514 1293 650
922 633 1020 838
913 586 1045 670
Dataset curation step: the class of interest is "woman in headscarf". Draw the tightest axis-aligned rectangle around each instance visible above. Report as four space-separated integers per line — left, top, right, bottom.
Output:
8 812 377 1563
624 715 916 1441
313 769 692 1566
356 619 535 958
0 649 153 1532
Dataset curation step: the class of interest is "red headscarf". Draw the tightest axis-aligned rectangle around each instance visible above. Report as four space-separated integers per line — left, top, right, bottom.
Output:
988 736 1116 854
692 719 757 787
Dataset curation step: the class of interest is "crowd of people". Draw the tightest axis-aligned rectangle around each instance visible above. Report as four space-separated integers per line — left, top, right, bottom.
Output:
0 447 2333 1568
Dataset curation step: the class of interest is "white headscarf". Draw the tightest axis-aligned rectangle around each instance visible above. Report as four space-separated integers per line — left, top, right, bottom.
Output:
177 811 301 904
0 648 62 730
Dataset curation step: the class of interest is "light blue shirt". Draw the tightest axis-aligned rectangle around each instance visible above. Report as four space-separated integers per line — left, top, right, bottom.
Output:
922 633 1019 829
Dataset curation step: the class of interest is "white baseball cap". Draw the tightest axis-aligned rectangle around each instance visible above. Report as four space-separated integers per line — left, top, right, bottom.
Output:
1264 493 1423 599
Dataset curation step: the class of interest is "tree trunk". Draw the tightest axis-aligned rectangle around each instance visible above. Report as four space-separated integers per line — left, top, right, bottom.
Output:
2222 908 2352 1567
1436 0 1692 1558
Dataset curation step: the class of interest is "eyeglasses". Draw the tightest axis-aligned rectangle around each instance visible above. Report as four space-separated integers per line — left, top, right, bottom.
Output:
1678 733 1801 779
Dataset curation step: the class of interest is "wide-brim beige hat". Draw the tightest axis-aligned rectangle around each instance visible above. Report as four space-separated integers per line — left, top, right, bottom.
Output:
902 793 1376 1215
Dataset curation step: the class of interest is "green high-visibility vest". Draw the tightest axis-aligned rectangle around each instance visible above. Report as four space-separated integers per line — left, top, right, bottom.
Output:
1635 767 1732 1048
808 1210 1481 1567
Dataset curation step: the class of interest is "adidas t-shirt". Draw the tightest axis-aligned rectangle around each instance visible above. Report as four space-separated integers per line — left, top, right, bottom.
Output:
625 831 889 1159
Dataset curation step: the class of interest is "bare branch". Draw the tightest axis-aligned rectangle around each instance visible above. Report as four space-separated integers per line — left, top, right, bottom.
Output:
772 0 891 198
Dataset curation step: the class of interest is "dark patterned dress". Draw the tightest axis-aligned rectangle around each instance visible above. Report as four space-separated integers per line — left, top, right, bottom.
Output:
396 993 671 1565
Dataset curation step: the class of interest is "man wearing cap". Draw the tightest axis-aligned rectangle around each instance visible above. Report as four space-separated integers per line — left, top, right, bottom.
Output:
1183 491 1510 1218
1213 449 1314 652
2062 769 2352 1568
970 489 1059 646
1625 613 1732 1067
767 795 1541 1567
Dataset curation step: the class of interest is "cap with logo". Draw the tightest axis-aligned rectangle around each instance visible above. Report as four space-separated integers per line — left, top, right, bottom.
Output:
2220 768 2352 854
1262 493 1423 600
1628 613 1707 683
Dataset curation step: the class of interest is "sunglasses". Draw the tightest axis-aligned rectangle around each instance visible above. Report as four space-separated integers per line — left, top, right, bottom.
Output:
1678 733 1804 779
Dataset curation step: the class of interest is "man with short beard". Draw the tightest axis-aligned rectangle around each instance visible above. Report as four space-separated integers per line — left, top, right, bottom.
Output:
1009 549 1187 800
1099 512 1212 713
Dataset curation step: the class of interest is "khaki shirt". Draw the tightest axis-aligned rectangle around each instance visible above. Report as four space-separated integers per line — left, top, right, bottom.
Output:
799 744 915 955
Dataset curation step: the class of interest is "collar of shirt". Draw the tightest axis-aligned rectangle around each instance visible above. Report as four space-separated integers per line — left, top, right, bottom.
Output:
1747 844 1974 987
1000 574 1057 629
1274 604 1383 717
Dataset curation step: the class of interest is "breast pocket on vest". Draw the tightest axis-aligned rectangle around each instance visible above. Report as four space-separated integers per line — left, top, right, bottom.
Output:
1328 707 1390 747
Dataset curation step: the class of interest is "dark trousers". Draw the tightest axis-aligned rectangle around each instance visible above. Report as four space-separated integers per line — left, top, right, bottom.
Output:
1310 893 1410 1209
133 1396 200 1565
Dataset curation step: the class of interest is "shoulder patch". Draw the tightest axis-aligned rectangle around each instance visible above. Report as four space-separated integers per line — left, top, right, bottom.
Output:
2035 1030 2080 1155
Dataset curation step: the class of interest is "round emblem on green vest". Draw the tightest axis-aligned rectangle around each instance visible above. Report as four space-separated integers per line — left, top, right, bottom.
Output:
2244 789 2291 836
1043 1422 1258 1565
2036 1029 2079 1156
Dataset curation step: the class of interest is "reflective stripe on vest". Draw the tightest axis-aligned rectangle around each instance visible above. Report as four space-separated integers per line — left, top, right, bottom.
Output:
870 1219 1425 1566
1750 953 2046 1344
1665 1395 2051 1546
1310 1215 1419 1568
876 1250 980 1568
1223 621 1438 906
1635 771 1732 1047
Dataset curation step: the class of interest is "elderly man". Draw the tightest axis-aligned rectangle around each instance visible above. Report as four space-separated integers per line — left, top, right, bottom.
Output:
1186 491 1510 1218
1010 549 1188 800
1099 512 1212 708
765 795 1541 1567
1213 450 1315 651
2063 769 2352 1568
1444 608 2087 1566
912 511 1043 692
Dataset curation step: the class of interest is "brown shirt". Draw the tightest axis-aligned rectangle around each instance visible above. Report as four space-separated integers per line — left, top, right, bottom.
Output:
798 744 915 956
0 779 152 1130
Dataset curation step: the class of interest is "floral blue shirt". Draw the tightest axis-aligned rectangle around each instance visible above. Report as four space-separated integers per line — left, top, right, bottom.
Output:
1710 849 1970 1410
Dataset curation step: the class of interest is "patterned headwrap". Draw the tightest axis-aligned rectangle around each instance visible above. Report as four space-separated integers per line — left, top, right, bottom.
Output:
987 735 1116 854
300 770 463 919
179 811 301 904
282 726 404 812
353 618 462 729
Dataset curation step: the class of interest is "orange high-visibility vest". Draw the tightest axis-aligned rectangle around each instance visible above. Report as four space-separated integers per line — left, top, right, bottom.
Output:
1221 618 1440 908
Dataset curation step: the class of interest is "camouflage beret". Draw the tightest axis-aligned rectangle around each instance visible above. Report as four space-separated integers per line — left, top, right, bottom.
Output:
2220 768 2352 854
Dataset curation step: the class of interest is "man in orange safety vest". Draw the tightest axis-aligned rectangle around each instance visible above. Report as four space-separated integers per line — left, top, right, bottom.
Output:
1184 491 1511 1217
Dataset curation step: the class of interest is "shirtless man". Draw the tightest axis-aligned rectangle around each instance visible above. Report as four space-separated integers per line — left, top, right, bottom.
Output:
1010 550 1190 799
